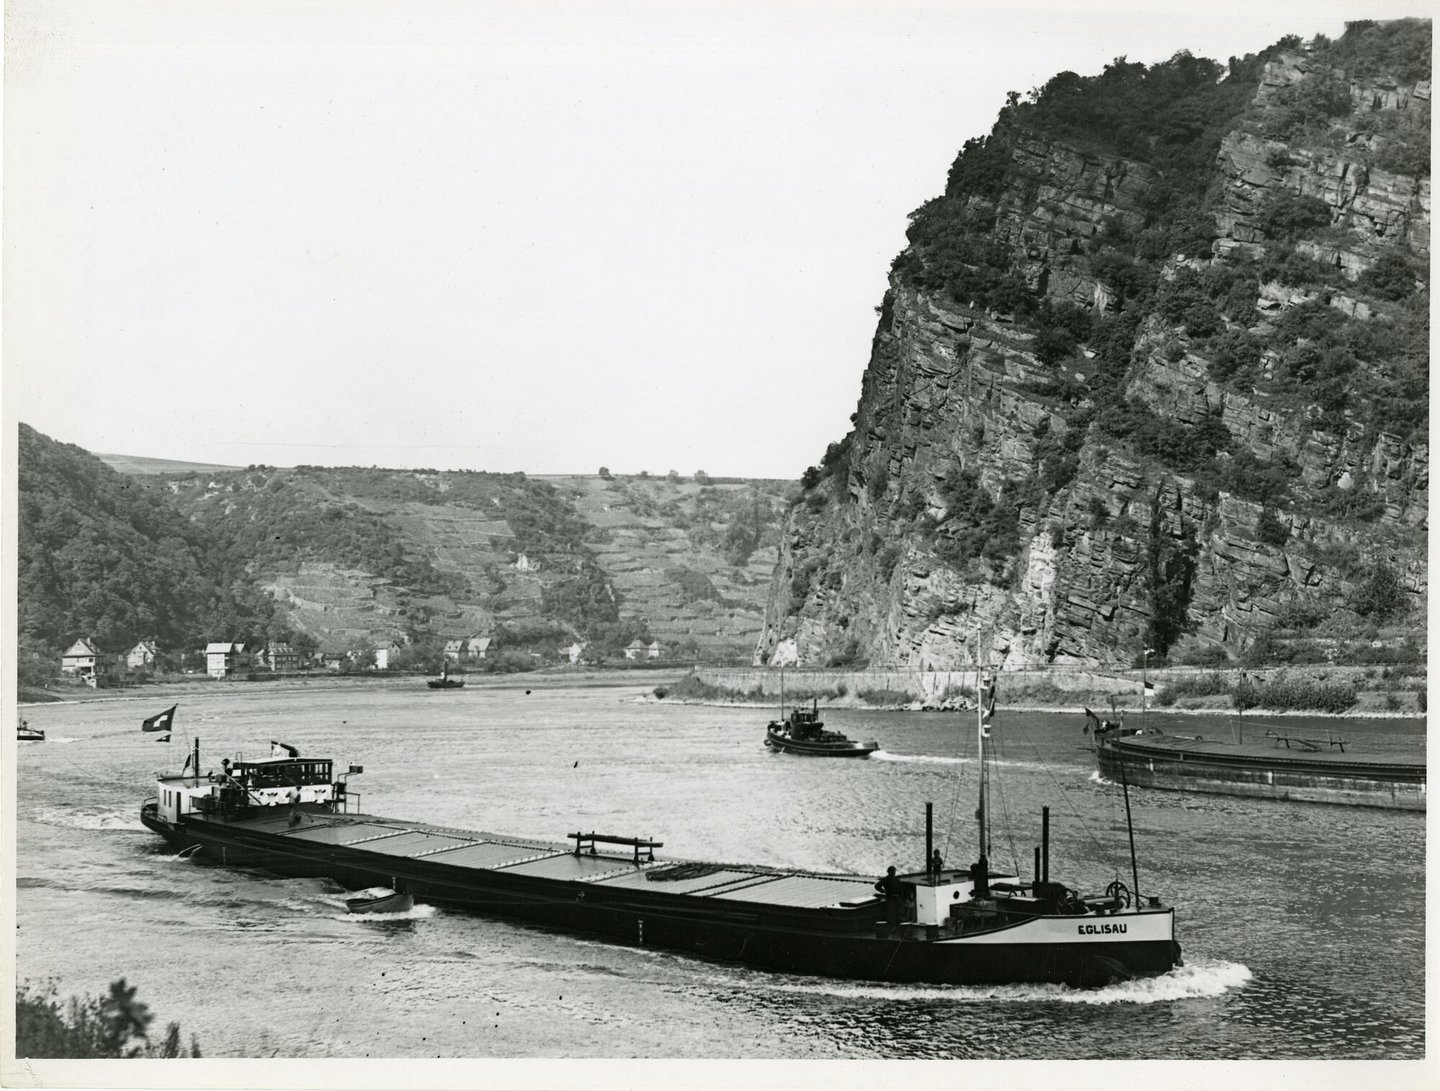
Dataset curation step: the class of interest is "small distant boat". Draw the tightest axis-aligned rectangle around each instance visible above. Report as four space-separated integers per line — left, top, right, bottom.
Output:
427 663 464 690
345 890 415 914
765 699 878 758
18 720 45 742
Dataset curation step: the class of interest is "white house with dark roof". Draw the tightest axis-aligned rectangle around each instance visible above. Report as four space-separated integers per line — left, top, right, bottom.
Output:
205 642 247 678
61 638 103 678
445 636 491 663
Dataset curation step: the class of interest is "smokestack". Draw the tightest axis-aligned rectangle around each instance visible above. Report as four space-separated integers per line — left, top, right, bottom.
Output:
1042 806 1050 886
925 802 933 877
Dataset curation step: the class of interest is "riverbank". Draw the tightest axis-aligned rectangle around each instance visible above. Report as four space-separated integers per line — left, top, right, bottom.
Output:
666 664 1427 720
645 692 1424 720
17 666 682 708
19 663 1425 721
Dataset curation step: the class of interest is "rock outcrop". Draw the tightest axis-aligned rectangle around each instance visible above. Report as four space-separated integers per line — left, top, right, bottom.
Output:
758 23 1429 669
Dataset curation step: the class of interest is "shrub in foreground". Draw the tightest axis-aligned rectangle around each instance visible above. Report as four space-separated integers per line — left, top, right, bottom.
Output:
16 979 201 1059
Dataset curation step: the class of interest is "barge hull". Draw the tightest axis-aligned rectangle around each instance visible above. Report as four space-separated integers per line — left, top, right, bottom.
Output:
1097 741 1425 811
143 807 1175 987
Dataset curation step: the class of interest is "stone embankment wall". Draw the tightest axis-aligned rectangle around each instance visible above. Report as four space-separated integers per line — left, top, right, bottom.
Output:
692 665 1151 702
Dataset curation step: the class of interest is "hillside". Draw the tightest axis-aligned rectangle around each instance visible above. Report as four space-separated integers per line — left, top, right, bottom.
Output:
22 434 795 669
756 20 1429 671
16 425 290 683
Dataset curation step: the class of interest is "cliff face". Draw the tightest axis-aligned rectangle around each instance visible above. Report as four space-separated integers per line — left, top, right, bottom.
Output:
759 24 1429 670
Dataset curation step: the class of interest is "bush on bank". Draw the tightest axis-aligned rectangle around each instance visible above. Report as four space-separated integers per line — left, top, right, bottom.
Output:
1232 677 1358 713
15 979 201 1058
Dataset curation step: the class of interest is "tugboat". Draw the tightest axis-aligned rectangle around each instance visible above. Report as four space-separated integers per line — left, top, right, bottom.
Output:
764 700 879 757
138 679 1180 988
426 662 464 690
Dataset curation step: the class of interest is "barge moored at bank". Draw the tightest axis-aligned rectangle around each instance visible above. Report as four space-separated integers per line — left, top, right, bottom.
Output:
142 689 1180 988
1093 724 1425 811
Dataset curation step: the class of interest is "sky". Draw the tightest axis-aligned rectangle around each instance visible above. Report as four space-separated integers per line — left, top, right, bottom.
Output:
4 0 1432 479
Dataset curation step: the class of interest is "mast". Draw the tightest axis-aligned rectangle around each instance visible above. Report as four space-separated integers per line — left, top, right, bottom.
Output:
1141 647 1153 732
976 670 991 887
1119 748 1142 905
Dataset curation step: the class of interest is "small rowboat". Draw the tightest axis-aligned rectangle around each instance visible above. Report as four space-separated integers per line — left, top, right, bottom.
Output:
427 663 464 689
18 720 45 742
345 890 415 914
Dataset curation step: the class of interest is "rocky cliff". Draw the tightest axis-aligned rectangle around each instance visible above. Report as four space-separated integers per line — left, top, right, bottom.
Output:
758 21 1429 670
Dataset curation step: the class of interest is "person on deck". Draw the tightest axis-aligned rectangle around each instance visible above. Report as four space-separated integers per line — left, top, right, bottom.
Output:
288 785 301 826
930 848 944 880
875 865 903 925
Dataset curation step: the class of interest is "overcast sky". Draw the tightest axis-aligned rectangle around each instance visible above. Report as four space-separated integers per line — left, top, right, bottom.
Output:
5 0 1429 478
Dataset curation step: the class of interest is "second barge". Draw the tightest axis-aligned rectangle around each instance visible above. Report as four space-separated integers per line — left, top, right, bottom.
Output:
1093 723 1425 811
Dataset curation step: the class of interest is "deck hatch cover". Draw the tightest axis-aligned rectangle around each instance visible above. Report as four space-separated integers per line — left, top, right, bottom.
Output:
347 830 476 857
592 867 760 894
417 840 563 870
708 874 879 908
499 853 644 882
275 821 409 845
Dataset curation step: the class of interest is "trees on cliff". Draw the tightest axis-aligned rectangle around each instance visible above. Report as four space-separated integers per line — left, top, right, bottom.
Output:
782 21 1429 668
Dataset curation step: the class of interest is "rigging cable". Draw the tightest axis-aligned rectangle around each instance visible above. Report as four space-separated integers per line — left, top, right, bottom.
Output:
941 699 972 869
988 710 1022 875
1002 704 1130 881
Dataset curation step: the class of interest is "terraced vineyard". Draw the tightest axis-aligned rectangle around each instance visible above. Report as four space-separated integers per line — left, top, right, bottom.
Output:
128 461 794 663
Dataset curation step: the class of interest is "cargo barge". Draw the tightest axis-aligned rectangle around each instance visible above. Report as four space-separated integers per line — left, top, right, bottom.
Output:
1093 723 1425 811
141 681 1180 988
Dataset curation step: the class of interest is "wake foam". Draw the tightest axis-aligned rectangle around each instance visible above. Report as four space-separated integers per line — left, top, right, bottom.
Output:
338 903 438 922
26 805 148 832
731 957 1250 1005
872 752 968 766
874 752 1061 773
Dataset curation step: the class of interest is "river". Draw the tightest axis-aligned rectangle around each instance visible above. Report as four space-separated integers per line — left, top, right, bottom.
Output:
11 678 1426 1070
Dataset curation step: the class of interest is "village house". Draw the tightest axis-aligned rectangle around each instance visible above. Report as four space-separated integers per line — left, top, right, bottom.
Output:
560 642 586 664
126 639 159 671
255 642 300 672
623 639 663 661
374 641 404 670
205 642 247 678
61 637 103 679
445 636 491 663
